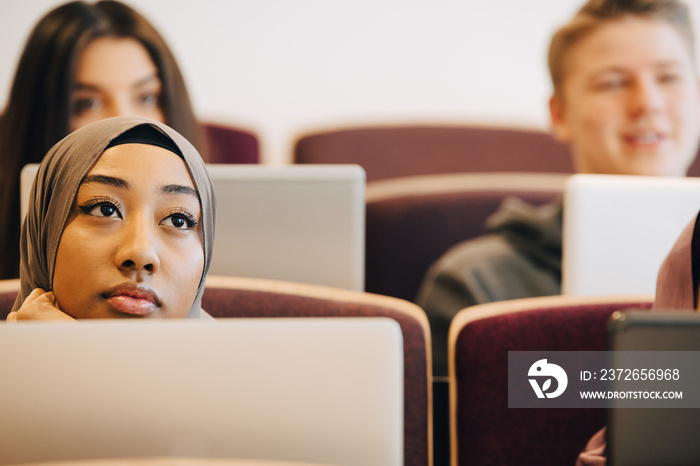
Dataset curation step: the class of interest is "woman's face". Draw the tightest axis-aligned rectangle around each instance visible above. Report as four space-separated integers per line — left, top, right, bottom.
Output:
52 143 204 318
70 37 165 132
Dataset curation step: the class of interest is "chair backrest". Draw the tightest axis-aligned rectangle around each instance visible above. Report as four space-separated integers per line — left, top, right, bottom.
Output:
365 173 568 301
0 279 19 319
448 294 654 466
294 125 575 181
0 116 258 165
203 122 259 164
293 124 700 182
202 275 433 466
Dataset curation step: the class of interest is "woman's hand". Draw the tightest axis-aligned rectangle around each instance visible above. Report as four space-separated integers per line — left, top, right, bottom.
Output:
6 289 75 322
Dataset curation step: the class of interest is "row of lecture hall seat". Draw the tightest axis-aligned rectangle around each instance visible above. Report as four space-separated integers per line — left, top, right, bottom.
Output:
0 278 654 466
9 117 700 300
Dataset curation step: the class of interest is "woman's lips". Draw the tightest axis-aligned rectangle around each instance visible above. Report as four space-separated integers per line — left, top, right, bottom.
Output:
103 283 160 316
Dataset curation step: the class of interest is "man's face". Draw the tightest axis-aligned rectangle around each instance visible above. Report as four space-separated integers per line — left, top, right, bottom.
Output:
550 16 700 177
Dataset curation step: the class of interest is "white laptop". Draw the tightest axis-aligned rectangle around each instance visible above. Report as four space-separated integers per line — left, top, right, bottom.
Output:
21 164 366 291
0 318 403 466
562 174 700 296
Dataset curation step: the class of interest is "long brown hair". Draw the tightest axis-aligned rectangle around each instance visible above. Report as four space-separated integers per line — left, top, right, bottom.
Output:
0 0 205 279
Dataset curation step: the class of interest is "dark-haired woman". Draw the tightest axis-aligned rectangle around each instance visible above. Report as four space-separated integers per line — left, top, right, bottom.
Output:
0 1 205 279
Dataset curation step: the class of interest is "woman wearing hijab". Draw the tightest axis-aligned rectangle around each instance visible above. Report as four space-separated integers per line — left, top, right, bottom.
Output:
7 116 215 321
576 212 700 465
0 0 206 280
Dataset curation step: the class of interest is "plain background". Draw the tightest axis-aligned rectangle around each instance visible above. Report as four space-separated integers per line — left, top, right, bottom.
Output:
1 0 699 164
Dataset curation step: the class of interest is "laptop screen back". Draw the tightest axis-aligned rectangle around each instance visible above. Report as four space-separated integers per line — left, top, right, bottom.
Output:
0 318 403 466
562 174 700 296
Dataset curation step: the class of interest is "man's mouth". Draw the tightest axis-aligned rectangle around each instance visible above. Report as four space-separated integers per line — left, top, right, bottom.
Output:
624 131 665 147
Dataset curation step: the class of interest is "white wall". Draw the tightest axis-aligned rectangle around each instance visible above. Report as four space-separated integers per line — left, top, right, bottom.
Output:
1 0 699 164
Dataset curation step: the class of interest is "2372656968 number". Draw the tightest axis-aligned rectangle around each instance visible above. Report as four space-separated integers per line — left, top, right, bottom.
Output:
600 368 680 381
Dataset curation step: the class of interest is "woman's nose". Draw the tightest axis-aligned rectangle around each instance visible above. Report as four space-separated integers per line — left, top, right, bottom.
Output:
114 218 160 276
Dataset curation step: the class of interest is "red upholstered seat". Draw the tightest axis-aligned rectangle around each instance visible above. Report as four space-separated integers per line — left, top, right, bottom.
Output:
0 116 259 165
449 294 654 466
203 122 259 164
365 172 568 301
0 282 18 319
294 124 700 182
294 125 575 182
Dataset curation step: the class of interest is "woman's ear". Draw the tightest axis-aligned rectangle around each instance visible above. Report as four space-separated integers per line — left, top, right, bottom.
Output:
549 94 572 143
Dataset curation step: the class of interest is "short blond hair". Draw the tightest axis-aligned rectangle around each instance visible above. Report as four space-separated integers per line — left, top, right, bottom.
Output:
548 0 696 95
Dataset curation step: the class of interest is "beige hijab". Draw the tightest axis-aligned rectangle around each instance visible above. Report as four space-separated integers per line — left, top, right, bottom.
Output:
13 116 216 318
653 213 700 310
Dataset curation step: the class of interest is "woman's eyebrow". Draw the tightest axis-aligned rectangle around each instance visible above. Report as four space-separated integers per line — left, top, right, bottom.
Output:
162 184 199 199
81 174 128 188
75 74 159 92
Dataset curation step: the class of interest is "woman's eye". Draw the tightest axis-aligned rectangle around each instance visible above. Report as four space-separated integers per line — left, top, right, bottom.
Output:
162 213 196 230
79 200 122 219
72 96 101 116
137 92 160 108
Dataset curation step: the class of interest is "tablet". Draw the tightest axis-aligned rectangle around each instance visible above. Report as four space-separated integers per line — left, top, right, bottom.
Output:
607 310 700 466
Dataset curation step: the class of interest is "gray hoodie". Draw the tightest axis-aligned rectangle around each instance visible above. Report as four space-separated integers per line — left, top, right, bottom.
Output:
416 197 563 376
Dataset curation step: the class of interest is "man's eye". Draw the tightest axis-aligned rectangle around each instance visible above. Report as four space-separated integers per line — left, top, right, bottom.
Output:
658 73 681 84
595 79 626 91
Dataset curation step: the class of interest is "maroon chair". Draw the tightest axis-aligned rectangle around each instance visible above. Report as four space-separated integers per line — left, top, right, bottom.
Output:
203 122 259 164
0 116 259 165
294 125 575 182
365 172 568 302
294 124 700 182
0 280 18 319
449 295 654 466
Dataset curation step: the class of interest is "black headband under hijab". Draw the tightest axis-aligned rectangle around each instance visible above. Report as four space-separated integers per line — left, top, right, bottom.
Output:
105 124 184 157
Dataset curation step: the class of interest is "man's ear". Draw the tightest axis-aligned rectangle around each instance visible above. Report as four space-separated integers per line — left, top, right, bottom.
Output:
549 94 572 143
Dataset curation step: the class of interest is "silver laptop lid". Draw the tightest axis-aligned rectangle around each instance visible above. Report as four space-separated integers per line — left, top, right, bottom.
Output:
0 318 403 466
205 164 365 290
562 174 700 296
